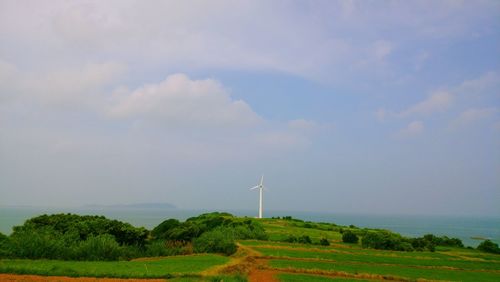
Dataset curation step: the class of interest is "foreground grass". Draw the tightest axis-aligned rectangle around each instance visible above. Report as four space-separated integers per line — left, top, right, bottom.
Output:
277 273 370 281
240 240 454 259
260 219 343 242
269 259 500 282
0 255 229 279
257 247 500 271
170 274 247 282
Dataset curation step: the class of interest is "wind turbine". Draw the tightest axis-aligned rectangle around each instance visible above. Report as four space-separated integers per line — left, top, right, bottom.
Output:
250 175 265 219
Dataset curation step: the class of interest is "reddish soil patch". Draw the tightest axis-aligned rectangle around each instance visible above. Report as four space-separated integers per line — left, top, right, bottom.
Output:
247 269 279 282
0 274 166 282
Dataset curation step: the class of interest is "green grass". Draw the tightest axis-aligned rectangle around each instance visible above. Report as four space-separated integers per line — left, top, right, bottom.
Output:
269 259 500 282
277 273 370 281
260 220 342 242
240 240 455 259
0 255 229 278
170 274 247 282
257 247 500 271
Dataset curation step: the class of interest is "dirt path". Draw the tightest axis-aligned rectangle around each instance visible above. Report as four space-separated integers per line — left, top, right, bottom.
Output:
200 243 279 282
0 274 165 282
247 268 279 282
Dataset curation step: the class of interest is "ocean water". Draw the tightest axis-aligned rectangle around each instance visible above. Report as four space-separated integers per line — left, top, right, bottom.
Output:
1 207 499 247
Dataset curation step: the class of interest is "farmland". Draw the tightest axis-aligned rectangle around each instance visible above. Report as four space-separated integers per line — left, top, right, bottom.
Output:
1 214 499 281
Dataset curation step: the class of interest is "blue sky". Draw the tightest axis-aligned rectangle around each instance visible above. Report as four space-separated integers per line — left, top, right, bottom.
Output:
0 1 499 216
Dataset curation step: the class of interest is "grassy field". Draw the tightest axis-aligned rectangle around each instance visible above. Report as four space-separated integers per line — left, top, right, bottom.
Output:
0 255 228 279
276 273 371 281
256 247 500 270
1 216 499 281
269 258 500 282
240 240 455 259
260 219 343 242
247 218 500 281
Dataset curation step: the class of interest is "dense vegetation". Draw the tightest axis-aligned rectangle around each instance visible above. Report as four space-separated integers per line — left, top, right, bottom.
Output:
1 213 499 281
0 255 229 279
0 212 496 264
0 212 267 260
478 240 500 254
341 230 359 244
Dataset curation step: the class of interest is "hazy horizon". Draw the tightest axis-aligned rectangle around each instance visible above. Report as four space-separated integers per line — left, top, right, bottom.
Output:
1 1 499 216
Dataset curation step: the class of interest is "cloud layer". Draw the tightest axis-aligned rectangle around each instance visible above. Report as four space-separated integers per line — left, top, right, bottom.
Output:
109 74 261 127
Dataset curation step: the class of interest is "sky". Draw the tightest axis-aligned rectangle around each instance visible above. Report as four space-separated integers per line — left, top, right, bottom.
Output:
0 0 499 216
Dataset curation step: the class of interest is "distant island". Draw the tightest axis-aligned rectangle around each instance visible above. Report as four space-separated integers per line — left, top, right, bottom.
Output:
83 202 176 209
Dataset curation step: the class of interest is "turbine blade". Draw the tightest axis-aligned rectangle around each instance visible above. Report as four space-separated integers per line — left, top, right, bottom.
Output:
250 186 259 190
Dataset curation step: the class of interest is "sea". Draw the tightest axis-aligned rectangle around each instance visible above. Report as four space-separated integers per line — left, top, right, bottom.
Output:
1 206 499 247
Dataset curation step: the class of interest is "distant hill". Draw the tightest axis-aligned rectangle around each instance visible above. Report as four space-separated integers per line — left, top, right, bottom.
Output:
84 203 176 209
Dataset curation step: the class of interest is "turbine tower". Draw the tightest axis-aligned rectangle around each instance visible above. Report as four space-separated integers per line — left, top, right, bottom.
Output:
250 175 265 218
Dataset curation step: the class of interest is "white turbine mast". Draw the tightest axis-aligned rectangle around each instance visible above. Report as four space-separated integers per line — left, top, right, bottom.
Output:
250 175 265 218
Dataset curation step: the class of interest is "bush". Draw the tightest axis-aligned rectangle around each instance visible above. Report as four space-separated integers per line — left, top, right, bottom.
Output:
156 212 268 242
361 231 414 251
342 230 359 244
193 228 237 256
422 234 463 248
0 232 9 257
6 227 73 259
144 240 190 257
76 234 122 261
319 238 330 246
151 219 181 239
477 240 500 254
283 235 297 243
297 235 312 244
14 214 148 246
410 237 431 251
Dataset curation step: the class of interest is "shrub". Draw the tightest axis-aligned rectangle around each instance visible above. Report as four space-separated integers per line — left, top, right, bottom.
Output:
342 230 359 244
477 240 500 254
193 228 237 256
361 231 413 251
76 234 122 261
157 213 268 242
422 234 463 248
0 232 9 257
297 235 312 244
7 227 72 259
283 235 297 243
226 222 268 240
319 238 330 246
145 240 170 257
14 214 148 246
410 237 434 251
151 219 181 239
144 240 190 257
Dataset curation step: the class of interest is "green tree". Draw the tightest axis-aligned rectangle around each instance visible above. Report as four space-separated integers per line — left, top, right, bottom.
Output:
342 230 359 244
193 228 237 256
477 240 500 254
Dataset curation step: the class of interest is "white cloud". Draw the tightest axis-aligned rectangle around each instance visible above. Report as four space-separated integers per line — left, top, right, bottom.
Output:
288 119 319 131
375 108 387 122
397 121 424 137
382 72 499 122
109 74 262 127
450 107 497 129
399 91 453 117
414 51 430 71
373 40 393 60
0 60 20 102
0 60 126 108
454 71 500 96
493 121 500 132
2 1 496 82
